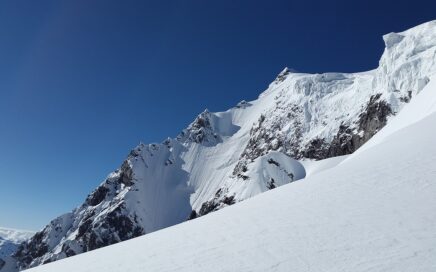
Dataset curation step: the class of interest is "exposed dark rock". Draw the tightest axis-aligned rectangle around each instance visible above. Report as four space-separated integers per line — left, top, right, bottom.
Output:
188 210 197 220
198 201 219 216
232 103 305 179
14 231 49 268
399 91 412 103
162 138 172 148
302 138 329 160
10 143 157 270
235 93 393 166
237 174 249 180
267 178 276 189
80 205 144 252
327 124 360 157
287 171 294 182
77 219 93 239
274 68 292 84
120 161 134 186
176 110 223 145
327 94 392 158
235 100 252 109
165 159 173 166
267 158 280 166
197 190 236 217
105 211 137 241
0 259 5 270
86 186 109 206
61 244 76 258
232 161 248 177
128 144 144 157
357 94 392 138
222 196 235 206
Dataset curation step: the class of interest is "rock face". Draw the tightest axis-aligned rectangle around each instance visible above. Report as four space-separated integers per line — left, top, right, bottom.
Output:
231 88 394 179
177 110 220 145
197 189 236 217
327 94 393 157
11 160 146 270
2 20 436 272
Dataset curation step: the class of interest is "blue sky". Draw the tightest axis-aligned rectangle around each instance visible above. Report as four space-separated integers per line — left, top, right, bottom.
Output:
0 0 434 230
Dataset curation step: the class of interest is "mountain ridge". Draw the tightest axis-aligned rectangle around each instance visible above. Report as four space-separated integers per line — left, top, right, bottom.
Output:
2 19 436 272
24 72 436 272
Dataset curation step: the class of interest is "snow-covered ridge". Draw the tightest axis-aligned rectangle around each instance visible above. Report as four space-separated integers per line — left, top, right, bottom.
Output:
24 73 436 272
2 20 436 272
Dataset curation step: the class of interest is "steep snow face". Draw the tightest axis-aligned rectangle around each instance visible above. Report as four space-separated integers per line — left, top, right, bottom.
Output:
374 20 436 112
24 79 436 272
3 20 436 272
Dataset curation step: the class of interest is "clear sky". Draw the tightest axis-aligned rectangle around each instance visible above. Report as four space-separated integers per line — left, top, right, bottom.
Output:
0 0 434 230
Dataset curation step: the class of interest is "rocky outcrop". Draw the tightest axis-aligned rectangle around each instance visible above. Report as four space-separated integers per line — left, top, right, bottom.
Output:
273 67 294 84
10 149 147 270
327 94 392 157
14 231 49 269
231 93 393 181
196 189 236 217
77 204 144 252
232 103 304 179
177 110 220 145
235 100 252 109
86 186 109 206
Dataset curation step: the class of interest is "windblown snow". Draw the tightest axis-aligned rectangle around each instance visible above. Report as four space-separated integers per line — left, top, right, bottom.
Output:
2 20 436 272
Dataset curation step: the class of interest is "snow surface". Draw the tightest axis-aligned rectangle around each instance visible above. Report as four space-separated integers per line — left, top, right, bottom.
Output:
26 76 436 271
299 155 349 177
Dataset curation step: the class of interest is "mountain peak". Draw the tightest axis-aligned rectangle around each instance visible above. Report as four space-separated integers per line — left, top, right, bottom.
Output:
273 67 296 84
3 20 436 272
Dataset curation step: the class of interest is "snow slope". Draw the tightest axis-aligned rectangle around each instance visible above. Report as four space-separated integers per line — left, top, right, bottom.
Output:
3 20 436 271
299 155 349 177
26 74 436 272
